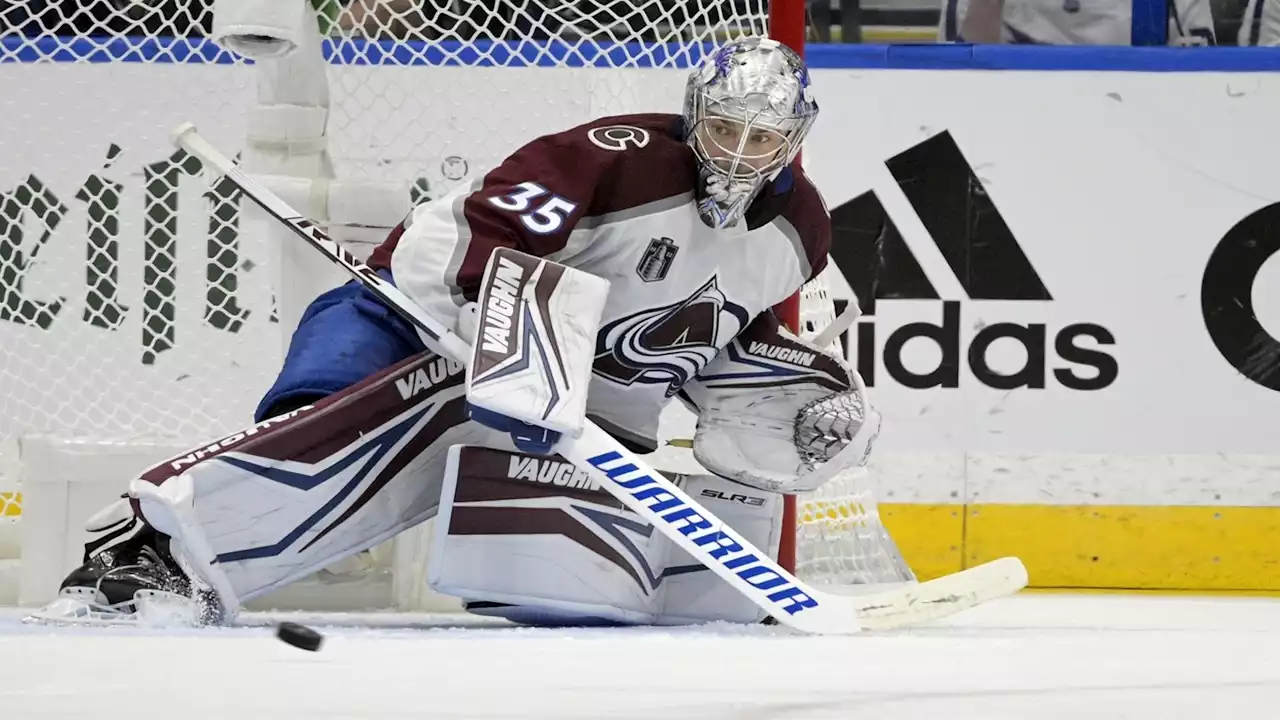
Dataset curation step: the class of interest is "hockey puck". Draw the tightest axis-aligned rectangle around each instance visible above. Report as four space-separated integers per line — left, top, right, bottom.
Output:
276 621 324 652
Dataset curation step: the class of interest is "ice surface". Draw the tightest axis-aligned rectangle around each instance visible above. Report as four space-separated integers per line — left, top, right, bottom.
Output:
1 593 1278 719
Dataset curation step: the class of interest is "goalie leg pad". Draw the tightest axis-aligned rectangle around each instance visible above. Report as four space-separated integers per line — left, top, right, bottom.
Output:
131 350 496 620
427 447 782 626
654 473 783 625
428 445 667 625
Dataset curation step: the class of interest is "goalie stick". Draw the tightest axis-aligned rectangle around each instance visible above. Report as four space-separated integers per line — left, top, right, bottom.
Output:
170 123 1027 634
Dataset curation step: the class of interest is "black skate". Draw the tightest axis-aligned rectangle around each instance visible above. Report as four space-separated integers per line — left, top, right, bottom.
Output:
27 497 213 626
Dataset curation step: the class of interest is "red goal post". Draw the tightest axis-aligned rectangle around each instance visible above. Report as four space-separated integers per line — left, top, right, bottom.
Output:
768 0 808 577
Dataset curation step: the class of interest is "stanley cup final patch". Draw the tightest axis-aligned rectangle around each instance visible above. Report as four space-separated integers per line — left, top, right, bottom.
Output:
636 237 678 283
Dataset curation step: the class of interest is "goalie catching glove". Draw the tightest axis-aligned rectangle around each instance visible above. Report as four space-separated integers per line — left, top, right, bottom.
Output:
682 311 880 493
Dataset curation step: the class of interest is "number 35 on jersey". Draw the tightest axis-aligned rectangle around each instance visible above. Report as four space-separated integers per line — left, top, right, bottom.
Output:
488 182 579 234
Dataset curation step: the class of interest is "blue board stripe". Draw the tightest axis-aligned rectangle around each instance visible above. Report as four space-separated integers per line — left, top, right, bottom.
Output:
6 36 1280 72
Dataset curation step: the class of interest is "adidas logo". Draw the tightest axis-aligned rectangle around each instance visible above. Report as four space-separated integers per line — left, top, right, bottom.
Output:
826 131 1118 391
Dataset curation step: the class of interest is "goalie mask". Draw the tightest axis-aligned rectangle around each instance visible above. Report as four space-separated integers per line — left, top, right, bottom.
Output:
683 37 818 230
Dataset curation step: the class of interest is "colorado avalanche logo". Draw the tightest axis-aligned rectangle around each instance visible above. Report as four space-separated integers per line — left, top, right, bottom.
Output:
593 277 750 397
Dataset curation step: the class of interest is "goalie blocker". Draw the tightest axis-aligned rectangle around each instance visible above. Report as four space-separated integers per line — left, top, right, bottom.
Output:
464 247 609 455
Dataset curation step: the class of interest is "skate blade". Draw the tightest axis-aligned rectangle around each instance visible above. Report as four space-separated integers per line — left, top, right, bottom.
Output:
24 588 200 627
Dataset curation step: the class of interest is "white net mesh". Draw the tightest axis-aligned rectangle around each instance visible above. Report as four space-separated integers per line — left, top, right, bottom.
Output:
797 268 840 351
0 0 914 606
0 1 771 455
794 469 915 586
791 274 914 587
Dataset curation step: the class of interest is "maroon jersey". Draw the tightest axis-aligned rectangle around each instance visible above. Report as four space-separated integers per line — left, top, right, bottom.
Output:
370 113 830 450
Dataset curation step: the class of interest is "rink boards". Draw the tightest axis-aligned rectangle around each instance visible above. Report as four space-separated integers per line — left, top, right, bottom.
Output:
1 43 1278 591
804 54 1280 589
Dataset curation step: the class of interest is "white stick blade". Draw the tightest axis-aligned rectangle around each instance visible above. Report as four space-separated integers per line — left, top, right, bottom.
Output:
850 557 1029 630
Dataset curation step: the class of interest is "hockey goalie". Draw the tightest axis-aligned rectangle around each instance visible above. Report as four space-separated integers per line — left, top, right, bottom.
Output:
37 38 882 627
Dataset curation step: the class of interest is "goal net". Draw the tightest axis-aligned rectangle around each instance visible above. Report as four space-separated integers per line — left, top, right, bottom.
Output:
0 0 913 610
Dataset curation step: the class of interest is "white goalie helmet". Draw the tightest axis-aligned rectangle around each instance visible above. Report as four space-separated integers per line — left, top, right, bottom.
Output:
683 37 819 230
